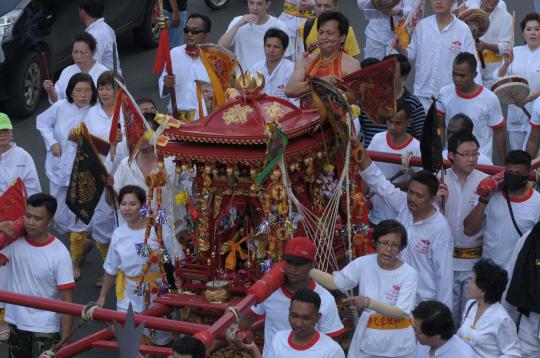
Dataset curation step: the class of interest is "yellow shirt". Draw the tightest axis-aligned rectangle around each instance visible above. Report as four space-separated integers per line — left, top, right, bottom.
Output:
297 19 361 57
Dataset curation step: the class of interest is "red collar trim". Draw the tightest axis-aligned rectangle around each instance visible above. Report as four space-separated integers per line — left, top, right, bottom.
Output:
455 85 483 99
281 279 316 299
288 330 320 351
386 132 413 150
25 234 55 247
504 188 534 203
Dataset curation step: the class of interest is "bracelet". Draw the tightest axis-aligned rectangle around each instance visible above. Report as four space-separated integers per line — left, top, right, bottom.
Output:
478 197 489 204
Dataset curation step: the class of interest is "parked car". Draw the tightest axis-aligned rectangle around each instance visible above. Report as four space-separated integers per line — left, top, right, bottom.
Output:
205 0 230 10
0 0 160 118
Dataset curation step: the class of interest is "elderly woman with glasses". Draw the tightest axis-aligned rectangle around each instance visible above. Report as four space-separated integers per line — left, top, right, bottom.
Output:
310 219 418 358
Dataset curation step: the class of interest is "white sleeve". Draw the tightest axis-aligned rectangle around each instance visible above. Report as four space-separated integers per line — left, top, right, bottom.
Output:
54 71 68 102
158 67 168 98
249 302 266 316
103 231 121 275
497 15 513 55
360 163 408 213
227 17 242 47
407 23 419 62
21 152 42 196
530 98 540 128
55 246 75 287
495 317 522 358
93 34 106 65
36 102 60 150
394 270 418 314
432 228 454 309
333 257 361 292
488 94 505 128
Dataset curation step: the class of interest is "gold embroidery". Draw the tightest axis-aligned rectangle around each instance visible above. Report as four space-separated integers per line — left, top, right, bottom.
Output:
223 104 253 125
264 102 284 121
75 172 96 204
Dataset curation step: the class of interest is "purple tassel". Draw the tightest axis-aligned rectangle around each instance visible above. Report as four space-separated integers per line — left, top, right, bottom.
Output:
156 208 169 225
139 203 151 218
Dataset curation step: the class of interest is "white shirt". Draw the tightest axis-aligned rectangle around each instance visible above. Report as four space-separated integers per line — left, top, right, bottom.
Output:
1 235 74 333
251 58 297 105
361 163 454 308
249 280 344 358
226 15 292 70
442 169 487 272
334 254 417 357
36 100 92 187
357 0 413 43
416 335 476 358
457 300 521 358
267 329 345 358
531 96 540 129
437 84 504 160
408 15 480 99
158 45 210 118
367 132 421 224
504 45 540 132
86 18 121 73
103 223 183 312
0 144 41 196
53 62 108 103
442 149 493 165
465 0 507 11
483 188 540 266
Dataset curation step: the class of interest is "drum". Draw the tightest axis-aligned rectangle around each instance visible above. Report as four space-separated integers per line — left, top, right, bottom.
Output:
371 0 400 11
458 8 490 38
491 76 530 105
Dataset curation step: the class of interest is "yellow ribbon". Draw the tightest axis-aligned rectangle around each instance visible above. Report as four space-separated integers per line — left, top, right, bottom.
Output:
367 314 412 330
116 270 162 301
283 2 315 19
453 245 483 259
223 236 249 270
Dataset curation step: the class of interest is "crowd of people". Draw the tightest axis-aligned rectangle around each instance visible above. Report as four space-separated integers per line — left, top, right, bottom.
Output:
1 0 540 357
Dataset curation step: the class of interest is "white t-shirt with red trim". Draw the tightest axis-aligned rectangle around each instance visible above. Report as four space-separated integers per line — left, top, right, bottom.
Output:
436 84 504 160
0 235 74 333
483 188 540 266
267 329 345 358
367 131 421 224
249 280 344 358
530 97 540 129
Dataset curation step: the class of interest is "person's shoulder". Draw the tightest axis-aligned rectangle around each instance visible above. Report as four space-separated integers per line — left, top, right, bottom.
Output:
170 44 186 55
317 331 343 348
229 16 243 25
399 260 418 277
11 145 33 159
251 60 265 72
49 237 71 255
439 83 455 96
369 131 386 147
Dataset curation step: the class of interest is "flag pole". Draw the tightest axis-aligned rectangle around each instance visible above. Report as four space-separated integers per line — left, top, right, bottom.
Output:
157 0 179 117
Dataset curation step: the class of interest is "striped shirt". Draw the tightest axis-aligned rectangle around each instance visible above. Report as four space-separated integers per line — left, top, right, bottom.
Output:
360 87 426 146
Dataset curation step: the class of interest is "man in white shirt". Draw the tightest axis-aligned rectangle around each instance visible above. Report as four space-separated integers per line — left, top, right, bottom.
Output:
218 0 292 70
367 99 421 224
251 28 296 104
464 150 540 267
437 52 506 162
278 0 315 61
242 289 345 358
355 140 454 309
396 0 480 112
525 96 540 157
79 0 121 73
437 132 487 322
159 13 211 118
0 194 74 357
236 236 345 357
413 300 476 357
442 114 493 165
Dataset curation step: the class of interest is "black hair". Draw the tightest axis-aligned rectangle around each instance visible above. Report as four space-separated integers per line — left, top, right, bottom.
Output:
453 52 477 73
410 170 439 197
291 288 321 311
172 335 206 358
27 193 58 219
373 219 408 249
360 57 380 68
383 53 411 77
118 185 146 205
521 12 540 32
317 11 349 37
96 71 124 89
448 113 474 134
412 300 455 340
78 0 104 18
473 258 508 304
65 73 98 105
136 98 157 108
505 150 532 170
283 254 313 266
395 98 413 120
264 28 290 51
447 131 480 154
73 32 97 52
187 13 212 33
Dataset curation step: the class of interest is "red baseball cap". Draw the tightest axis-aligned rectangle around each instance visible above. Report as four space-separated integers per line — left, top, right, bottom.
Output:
284 236 316 261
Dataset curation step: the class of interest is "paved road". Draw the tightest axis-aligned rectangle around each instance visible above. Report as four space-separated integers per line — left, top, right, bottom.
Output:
0 1 535 356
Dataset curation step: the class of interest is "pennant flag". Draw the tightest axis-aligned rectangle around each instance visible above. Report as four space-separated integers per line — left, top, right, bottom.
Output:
0 178 27 221
153 28 173 75
198 44 238 107
108 87 124 144
420 98 443 172
256 125 288 185
67 123 108 225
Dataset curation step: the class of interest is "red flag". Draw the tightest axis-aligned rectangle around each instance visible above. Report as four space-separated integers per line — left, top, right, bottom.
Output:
0 178 27 221
153 28 173 75
109 87 124 144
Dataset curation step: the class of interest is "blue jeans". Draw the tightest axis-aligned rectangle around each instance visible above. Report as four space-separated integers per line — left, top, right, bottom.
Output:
164 9 188 49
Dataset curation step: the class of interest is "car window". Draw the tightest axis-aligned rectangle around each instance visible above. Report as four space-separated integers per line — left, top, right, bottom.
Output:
0 0 23 17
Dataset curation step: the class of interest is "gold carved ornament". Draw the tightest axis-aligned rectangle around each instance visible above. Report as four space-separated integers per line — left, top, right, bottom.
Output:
223 104 254 125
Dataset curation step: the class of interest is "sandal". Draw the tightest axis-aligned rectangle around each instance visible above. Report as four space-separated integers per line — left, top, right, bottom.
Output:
0 323 10 341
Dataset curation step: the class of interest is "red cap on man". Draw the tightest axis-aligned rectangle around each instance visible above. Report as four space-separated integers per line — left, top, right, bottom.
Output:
283 236 316 261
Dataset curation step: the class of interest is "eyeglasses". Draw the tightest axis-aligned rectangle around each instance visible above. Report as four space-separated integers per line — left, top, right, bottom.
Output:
183 27 205 35
377 241 401 249
455 151 480 159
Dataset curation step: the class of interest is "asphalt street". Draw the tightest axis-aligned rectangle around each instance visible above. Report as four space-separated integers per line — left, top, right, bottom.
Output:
0 0 535 357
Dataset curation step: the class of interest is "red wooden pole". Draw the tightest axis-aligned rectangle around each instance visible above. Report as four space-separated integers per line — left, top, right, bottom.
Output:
91 340 172 356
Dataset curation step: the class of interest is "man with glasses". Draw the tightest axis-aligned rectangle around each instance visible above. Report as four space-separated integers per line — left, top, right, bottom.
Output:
442 114 493 165
436 52 506 163
436 131 488 323
158 13 212 120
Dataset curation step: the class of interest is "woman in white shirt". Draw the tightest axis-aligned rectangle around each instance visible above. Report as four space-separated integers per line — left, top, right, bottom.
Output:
36 73 97 280
457 259 521 357
310 220 418 357
43 32 108 104
498 13 540 150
